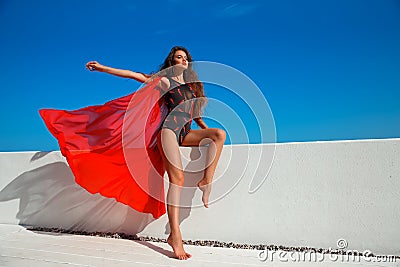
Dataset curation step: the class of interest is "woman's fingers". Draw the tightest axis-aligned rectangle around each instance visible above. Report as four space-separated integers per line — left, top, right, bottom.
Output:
85 61 98 71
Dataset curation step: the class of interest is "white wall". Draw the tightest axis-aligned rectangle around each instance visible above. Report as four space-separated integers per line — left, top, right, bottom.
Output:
0 138 399 255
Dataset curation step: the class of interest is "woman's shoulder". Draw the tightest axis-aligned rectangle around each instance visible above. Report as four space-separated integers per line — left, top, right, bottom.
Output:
140 75 169 91
154 76 170 92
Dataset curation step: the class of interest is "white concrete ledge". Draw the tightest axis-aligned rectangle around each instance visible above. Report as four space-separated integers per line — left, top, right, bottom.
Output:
0 138 399 255
4 224 398 266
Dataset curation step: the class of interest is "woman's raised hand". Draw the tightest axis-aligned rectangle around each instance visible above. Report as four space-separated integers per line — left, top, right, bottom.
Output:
85 61 105 72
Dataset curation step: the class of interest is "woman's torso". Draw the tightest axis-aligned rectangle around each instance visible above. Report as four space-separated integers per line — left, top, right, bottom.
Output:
163 77 196 116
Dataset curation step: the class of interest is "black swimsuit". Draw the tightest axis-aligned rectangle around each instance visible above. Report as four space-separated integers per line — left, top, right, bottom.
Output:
162 77 197 146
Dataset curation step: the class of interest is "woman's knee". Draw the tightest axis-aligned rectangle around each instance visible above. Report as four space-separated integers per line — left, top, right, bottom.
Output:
213 128 226 142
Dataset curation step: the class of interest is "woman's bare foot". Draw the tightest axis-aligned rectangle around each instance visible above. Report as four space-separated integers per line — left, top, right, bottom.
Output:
197 179 212 208
167 233 192 260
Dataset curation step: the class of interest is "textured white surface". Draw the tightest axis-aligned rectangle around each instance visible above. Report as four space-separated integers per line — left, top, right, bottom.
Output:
1 224 398 267
0 139 399 257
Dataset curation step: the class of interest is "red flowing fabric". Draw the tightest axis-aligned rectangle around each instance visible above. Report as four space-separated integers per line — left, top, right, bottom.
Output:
39 77 168 219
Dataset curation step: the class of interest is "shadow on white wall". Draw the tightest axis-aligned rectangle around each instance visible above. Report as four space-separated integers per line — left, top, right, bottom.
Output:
0 150 208 236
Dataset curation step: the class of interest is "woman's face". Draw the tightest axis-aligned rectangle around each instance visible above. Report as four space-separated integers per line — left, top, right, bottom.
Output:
173 50 188 69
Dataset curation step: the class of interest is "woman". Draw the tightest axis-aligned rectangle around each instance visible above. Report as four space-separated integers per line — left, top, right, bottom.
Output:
41 46 226 260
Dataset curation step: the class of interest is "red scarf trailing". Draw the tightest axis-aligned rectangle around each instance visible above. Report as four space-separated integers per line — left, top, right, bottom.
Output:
39 77 167 219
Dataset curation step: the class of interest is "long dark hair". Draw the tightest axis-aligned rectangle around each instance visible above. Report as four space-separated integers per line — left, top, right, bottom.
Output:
146 46 207 118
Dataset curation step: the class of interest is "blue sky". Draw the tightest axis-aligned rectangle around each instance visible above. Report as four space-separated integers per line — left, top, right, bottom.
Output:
0 0 399 151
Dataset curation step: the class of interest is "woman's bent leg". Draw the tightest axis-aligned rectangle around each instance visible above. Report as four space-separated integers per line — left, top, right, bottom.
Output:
181 128 226 207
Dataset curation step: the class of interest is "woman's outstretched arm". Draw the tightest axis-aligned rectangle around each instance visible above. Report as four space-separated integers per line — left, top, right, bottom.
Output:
85 61 150 83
